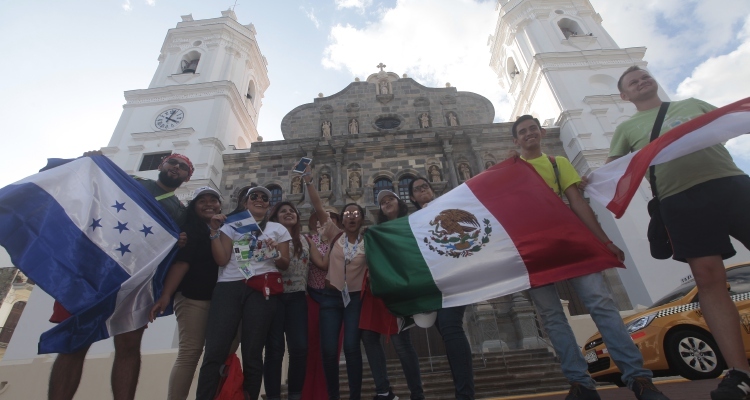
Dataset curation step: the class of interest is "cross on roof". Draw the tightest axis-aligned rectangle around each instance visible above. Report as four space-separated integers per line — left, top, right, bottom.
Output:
232 0 239 10
377 63 386 72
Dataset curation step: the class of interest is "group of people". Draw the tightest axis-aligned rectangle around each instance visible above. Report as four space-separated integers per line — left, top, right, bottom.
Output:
44 65 750 400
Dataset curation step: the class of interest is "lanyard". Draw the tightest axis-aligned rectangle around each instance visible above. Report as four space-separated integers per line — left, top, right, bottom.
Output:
342 234 360 283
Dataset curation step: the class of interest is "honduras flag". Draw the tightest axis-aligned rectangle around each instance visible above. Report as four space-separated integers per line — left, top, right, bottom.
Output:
0 156 179 354
225 210 260 234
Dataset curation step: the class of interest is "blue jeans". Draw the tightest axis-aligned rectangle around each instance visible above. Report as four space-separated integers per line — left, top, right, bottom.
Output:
436 306 474 400
529 272 652 389
361 329 424 399
196 280 278 400
264 291 308 400
319 288 363 400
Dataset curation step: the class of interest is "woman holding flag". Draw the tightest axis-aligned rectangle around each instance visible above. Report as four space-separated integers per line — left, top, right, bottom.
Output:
302 166 368 400
195 186 292 400
263 201 326 400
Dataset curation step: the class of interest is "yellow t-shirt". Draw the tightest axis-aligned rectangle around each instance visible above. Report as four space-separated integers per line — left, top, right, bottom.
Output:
521 153 581 196
609 98 745 199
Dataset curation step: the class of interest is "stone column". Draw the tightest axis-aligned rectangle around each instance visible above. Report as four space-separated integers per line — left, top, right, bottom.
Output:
468 133 484 173
334 152 344 206
439 133 459 188
509 292 547 349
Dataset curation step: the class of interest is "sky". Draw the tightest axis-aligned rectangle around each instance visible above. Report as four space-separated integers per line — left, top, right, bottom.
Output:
1 0 750 189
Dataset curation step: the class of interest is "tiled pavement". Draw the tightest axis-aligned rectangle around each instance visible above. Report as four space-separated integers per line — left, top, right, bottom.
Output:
493 377 721 400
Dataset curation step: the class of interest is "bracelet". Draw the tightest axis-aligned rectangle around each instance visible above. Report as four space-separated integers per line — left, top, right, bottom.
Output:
603 240 613 246
304 181 312 186
209 231 221 240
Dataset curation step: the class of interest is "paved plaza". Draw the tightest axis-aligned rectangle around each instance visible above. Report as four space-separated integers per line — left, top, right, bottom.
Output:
497 377 719 400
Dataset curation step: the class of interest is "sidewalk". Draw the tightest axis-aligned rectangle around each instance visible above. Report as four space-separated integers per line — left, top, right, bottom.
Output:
494 377 719 399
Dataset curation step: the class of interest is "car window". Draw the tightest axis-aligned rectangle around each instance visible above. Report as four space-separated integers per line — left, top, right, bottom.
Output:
650 282 697 308
727 265 750 296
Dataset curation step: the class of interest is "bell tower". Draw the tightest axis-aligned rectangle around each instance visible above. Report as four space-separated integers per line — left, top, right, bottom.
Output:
102 9 269 198
488 0 687 307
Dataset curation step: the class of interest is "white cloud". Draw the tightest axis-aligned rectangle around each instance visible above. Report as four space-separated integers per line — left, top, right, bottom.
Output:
122 0 132 11
322 0 512 121
300 6 320 29
145 0 156 6
334 0 373 13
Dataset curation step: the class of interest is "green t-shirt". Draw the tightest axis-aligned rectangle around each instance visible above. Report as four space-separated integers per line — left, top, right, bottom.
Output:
609 98 745 199
521 153 581 196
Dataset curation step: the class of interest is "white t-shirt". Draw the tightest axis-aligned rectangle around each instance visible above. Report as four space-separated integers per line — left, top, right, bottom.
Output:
218 221 292 283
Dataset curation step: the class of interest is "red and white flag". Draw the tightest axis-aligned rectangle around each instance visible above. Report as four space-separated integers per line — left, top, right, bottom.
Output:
586 97 750 218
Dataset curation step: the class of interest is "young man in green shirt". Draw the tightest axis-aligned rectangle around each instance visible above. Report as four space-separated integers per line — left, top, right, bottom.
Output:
512 115 668 400
610 66 750 400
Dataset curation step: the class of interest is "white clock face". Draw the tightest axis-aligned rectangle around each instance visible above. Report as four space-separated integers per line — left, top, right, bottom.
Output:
155 108 185 130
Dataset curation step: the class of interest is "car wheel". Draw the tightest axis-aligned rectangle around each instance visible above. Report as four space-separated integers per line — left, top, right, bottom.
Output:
665 329 725 380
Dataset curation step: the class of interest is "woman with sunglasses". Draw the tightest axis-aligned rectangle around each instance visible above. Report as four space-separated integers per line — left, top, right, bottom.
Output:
302 167 368 400
263 201 326 400
407 177 475 400
195 186 292 400
358 189 424 400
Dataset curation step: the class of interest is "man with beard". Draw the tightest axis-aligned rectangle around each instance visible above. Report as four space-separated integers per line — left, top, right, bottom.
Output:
47 152 193 400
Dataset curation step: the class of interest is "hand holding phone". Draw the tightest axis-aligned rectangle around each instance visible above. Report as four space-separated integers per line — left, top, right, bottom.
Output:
293 157 312 174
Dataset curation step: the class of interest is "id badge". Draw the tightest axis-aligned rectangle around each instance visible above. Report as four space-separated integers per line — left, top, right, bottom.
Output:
341 282 351 307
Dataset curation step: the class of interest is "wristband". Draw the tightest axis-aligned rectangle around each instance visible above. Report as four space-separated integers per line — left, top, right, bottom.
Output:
209 231 221 240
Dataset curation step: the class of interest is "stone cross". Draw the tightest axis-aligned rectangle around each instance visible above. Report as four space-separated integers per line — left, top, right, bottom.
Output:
377 63 386 72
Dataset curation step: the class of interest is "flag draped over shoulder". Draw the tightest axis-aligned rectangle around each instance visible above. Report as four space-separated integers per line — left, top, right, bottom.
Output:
365 158 624 317
0 156 179 354
586 97 750 218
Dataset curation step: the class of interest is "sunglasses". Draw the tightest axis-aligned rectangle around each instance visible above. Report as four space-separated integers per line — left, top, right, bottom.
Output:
249 193 269 202
342 210 360 219
412 183 431 193
165 158 191 172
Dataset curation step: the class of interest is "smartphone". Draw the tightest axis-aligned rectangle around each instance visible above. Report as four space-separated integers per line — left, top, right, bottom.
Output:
293 157 312 174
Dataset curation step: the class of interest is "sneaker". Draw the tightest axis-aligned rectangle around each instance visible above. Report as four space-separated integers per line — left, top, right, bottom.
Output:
373 388 399 400
631 377 670 400
711 369 750 400
565 383 601 400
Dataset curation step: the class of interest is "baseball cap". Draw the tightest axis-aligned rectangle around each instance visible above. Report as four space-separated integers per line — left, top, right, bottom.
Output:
377 189 399 205
247 186 272 198
193 186 222 200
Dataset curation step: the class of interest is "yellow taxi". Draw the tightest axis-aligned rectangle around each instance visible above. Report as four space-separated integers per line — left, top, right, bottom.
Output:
583 262 750 384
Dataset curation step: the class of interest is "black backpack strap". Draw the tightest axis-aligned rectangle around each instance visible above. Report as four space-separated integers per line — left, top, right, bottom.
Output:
648 102 671 199
548 155 564 198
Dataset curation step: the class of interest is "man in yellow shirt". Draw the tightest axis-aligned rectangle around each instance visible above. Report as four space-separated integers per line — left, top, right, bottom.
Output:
512 115 668 400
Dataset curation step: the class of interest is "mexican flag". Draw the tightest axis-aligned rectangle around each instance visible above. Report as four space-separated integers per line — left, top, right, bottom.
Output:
586 97 750 218
365 158 624 317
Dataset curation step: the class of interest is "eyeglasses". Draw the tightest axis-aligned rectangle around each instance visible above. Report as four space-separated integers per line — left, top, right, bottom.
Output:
412 183 431 193
342 210 360 219
165 158 190 172
249 193 269 202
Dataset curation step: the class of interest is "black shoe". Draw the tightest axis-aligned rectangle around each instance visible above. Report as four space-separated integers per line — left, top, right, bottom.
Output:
631 377 670 400
373 388 399 400
711 369 750 400
565 383 601 400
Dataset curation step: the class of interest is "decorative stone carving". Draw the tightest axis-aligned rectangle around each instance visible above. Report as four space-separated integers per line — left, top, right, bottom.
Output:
413 97 430 107
419 113 430 129
485 160 495 169
447 112 459 127
346 102 360 112
321 121 332 138
429 165 443 183
291 176 302 194
320 174 331 192
349 172 361 188
348 118 359 135
458 163 472 181
379 80 389 95
319 105 333 114
440 95 457 105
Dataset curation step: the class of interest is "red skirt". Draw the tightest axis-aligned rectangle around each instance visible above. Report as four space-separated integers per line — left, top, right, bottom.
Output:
358 273 398 336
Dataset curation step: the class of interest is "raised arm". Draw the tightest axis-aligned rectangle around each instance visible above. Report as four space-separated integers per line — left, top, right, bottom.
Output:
303 165 329 227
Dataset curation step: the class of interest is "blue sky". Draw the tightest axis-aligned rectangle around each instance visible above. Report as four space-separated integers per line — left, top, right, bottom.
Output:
1 0 749 188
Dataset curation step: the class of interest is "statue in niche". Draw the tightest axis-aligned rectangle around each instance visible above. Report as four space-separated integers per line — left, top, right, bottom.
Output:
429 165 442 183
419 113 430 128
321 121 332 138
349 118 359 135
447 112 458 127
458 163 471 181
349 172 361 189
485 160 495 169
320 174 331 192
380 80 389 95
291 176 302 194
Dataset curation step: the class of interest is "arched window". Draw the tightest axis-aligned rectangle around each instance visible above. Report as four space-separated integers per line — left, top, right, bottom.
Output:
558 18 584 39
507 57 519 80
267 185 282 207
246 80 256 107
373 177 393 202
180 50 201 74
398 175 414 202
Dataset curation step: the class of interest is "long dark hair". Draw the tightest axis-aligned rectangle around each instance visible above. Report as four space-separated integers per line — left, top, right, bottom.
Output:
408 176 433 209
228 184 257 216
270 201 302 258
377 197 409 224
183 194 221 249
